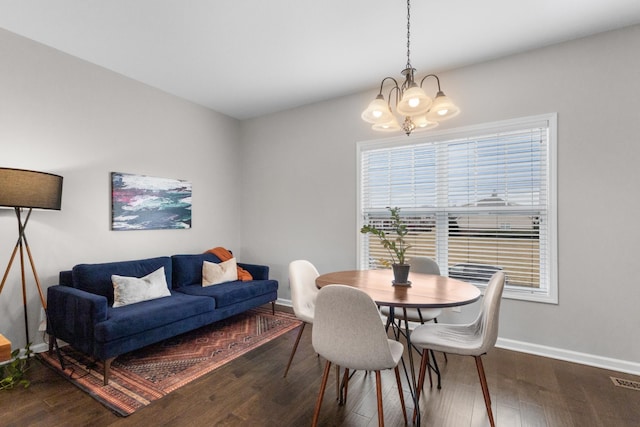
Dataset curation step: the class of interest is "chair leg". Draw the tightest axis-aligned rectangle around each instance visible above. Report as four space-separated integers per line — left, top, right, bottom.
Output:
375 370 385 427
474 355 495 427
312 360 332 427
394 366 408 425
342 368 350 406
283 322 306 378
413 350 430 423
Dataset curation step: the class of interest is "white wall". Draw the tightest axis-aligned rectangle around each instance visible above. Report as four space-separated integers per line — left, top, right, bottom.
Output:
240 25 640 371
0 29 242 349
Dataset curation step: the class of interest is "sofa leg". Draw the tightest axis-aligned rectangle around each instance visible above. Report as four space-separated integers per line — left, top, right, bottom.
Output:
104 357 115 385
271 301 275 315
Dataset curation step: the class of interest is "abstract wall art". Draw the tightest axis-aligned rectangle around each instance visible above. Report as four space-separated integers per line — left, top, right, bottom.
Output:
111 172 192 230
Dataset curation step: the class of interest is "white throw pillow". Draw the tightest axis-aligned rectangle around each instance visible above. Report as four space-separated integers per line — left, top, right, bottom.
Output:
202 258 238 286
112 266 171 307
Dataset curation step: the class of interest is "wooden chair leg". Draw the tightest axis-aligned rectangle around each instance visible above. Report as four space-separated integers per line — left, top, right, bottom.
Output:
394 366 407 425
312 361 332 427
375 371 385 427
414 350 430 423
474 355 495 427
283 322 306 378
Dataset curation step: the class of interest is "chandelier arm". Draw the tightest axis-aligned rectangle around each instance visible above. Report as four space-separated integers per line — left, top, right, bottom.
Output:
388 85 401 108
419 74 442 92
378 76 400 95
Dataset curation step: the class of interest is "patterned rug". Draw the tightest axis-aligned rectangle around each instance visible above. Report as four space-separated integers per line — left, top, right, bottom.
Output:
38 307 301 416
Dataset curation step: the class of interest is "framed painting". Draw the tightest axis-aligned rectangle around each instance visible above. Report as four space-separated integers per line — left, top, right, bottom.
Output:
111 172 192 230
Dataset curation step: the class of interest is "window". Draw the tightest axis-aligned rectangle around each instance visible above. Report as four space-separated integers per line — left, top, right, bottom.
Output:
357 114 557 303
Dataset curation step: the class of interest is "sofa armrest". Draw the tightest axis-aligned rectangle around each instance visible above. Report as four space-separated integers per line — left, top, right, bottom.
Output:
238 263 269 280
47 285 109 355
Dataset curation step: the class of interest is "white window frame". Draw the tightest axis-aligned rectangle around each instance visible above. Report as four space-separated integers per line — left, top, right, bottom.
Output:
356 113 558 304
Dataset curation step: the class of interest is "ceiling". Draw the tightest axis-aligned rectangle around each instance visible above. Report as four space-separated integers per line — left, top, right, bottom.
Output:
1 0 640 120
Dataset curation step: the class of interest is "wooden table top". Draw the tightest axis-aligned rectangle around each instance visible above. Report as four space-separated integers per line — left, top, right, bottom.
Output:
316 269 481 309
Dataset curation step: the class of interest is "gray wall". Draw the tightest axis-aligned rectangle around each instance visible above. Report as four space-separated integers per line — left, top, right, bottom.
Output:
0 28 242 348
240 25 640 371
1 23 638 373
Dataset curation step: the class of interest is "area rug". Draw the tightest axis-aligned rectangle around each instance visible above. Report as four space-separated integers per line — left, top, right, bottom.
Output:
38 307 301 416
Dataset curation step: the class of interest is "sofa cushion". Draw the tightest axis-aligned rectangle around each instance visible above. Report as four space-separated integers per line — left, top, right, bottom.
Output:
112 267 172 307
175 279 278 308
94 291 214 343
172 253 221 289
72 257 172 305
202 259 238 286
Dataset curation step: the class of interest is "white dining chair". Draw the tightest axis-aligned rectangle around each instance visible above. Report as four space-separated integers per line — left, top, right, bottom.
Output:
311 284 407 427
411 271 506 427
283 260 319 378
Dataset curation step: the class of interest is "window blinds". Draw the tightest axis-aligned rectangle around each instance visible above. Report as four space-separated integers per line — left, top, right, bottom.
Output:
360 117 551 292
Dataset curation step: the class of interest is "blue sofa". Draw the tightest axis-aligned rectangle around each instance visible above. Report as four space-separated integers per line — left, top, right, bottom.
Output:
46 253 278 384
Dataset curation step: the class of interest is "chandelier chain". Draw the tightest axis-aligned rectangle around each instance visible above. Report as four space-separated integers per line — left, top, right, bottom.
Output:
406 0 411 69
361 0 459 135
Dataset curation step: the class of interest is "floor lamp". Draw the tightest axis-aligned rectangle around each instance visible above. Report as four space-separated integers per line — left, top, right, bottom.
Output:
0 167 63 345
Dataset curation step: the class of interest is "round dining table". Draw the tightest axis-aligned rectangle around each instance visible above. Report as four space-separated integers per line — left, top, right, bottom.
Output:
316 269 481 309
315 269 482 426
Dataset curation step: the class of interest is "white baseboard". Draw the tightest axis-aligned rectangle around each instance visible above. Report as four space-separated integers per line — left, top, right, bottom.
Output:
276 298 293 308
279 297 639 376
32 342 49 354
496 338 640 377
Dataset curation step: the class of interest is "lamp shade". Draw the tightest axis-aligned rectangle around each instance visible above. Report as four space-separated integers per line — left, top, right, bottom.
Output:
412 114 439 130
425 91 460 121
361 96 394 124
372 116 402 132
0 168 63 210
396 86 432 116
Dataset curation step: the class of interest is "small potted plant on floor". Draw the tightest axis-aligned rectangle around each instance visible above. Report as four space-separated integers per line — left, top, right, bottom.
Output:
0 343 32 391
360 206 412 285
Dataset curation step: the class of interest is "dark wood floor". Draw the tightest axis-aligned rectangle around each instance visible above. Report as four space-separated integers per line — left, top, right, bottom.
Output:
2 310 639 426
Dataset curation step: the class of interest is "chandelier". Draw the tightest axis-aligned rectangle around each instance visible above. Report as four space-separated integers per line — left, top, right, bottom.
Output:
361 0 460 136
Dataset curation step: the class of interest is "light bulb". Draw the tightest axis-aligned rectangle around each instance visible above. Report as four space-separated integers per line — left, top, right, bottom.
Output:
397 86 431 116
425 91 460 121
362 96 393 124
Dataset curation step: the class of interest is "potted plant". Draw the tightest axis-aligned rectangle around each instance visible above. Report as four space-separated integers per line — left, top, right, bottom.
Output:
0 343 32 391
360 207 412 285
